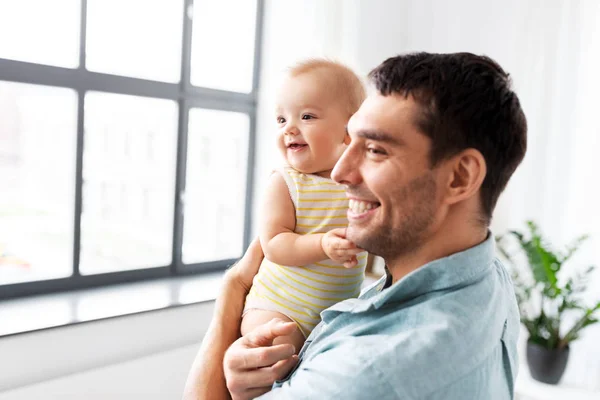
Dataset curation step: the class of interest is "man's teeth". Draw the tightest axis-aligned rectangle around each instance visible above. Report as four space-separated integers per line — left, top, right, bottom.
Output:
349 199 377 214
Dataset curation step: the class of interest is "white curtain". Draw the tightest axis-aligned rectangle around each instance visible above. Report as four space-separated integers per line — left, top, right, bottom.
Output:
520 0 600 390
490 0 600 390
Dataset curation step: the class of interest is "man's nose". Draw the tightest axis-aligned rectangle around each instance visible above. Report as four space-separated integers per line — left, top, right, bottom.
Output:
332 145 360 185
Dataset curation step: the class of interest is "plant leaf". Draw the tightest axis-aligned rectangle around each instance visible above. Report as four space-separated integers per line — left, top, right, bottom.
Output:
560 234 589 264
511 221 559 295
559 306 600 348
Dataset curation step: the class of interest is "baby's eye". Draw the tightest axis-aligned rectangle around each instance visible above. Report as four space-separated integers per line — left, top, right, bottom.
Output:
302 114 315 120
277 116 286 124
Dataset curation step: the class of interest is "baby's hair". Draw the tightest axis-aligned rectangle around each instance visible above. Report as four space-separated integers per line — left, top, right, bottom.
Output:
288 59 366 116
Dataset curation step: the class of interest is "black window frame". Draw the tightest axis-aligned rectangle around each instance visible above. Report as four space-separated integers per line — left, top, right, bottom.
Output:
0 0 264 300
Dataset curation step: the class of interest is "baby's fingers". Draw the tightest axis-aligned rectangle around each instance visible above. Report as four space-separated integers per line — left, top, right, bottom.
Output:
337 239 364 251
330 248 363 264
343 256 358 269
338 247 365 257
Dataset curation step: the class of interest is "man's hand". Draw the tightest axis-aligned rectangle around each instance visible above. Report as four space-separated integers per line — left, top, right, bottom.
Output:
224 319 300 400
321 228 364 268
182 238 265 400
228 237 264 293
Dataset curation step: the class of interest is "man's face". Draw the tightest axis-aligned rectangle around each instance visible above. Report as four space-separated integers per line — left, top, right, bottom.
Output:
331 93 441 259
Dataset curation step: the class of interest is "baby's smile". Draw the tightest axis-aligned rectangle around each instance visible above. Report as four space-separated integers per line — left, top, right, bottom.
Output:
286 140 308 151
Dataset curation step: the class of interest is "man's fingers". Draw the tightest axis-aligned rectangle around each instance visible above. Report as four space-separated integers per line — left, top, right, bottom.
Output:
230 355 299 392
235 387 272 400
271 354 299 379
232 237 264 290
229 344 295 370
228 371 272 400
225 346 299 399
243 319 298 348
246 237 264 262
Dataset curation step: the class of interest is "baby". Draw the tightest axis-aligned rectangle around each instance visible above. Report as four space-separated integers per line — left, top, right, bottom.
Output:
241 59 368 351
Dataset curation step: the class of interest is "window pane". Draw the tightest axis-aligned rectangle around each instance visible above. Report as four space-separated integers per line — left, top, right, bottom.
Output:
81 92 177 275
0 82 77 285
0 0 80 68
183 109 249 264
190 0 257 93
86 0 183 82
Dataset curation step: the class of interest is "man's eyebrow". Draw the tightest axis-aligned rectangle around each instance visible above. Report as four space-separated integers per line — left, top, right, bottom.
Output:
355 130 404 145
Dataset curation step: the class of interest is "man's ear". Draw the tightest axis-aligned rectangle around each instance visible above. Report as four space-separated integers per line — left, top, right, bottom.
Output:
343 133 351 145
443 148 486 206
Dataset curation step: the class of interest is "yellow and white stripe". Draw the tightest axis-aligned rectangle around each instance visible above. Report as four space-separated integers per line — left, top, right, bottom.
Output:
244 166 367 337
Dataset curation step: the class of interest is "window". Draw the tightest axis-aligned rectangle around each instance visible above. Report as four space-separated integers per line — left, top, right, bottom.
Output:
183 109 250 264
85 0 184 82
0 0 81 68
80 93 178 275
0 82 78 285
190 0 258 93
0 0 262 299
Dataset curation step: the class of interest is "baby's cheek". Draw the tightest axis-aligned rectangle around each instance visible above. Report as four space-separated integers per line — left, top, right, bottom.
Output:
276 141 287 159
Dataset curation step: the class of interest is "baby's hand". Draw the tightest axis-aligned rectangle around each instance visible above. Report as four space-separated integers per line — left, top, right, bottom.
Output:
321 228 364 268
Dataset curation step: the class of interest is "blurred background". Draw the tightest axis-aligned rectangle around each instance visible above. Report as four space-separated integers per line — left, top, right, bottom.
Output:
0 0 598 399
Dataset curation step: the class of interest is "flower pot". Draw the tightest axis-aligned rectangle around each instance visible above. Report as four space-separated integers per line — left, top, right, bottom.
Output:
526 341 570 384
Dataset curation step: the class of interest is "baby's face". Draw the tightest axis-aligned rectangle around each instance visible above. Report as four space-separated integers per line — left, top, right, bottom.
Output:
275 71 349 177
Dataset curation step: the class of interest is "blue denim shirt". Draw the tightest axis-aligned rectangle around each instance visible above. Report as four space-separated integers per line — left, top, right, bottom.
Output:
259 234 520 399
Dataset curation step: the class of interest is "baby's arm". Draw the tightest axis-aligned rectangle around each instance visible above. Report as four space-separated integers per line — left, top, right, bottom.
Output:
260 173 363 267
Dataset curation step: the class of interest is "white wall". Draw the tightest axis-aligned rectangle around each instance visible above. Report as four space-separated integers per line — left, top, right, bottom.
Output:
0 302 213 397
0 344 199 400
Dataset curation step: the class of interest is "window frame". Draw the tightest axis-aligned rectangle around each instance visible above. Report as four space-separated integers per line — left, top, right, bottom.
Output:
0 0 263 300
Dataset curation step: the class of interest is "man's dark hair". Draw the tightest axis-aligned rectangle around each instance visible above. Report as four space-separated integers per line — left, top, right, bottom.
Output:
369 52 527 225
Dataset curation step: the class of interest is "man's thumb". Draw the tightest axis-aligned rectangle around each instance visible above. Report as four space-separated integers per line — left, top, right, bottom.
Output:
246 319 297 347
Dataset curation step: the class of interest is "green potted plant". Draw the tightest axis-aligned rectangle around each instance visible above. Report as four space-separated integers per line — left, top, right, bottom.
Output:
496 221 600 384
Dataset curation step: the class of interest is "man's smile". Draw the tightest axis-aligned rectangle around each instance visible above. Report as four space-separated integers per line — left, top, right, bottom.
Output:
348 198 380 221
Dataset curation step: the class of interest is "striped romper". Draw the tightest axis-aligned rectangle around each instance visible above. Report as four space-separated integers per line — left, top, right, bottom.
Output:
244 166 367 337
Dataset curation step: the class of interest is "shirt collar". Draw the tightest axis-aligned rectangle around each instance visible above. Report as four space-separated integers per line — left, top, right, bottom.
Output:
325 232 496 315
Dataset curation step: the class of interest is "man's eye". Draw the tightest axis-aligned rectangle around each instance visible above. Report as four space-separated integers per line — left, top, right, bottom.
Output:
368 147 386 155
277 116 286 124
302 114 315 120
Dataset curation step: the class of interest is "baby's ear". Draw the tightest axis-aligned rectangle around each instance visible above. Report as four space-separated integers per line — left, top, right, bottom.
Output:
343 134 351 145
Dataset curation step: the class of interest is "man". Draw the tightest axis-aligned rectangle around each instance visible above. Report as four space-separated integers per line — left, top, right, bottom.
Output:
183 52 527 399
